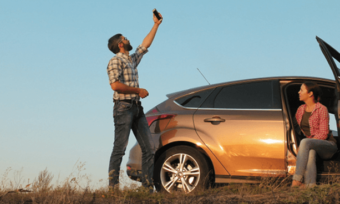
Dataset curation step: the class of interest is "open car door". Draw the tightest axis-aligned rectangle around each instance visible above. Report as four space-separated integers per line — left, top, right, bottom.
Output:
316 36 340 133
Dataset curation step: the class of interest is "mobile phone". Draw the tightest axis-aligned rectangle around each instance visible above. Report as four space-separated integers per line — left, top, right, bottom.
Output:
153 9 162 21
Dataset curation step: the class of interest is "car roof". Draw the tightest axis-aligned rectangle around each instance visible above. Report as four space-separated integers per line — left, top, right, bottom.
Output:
166 76 335 99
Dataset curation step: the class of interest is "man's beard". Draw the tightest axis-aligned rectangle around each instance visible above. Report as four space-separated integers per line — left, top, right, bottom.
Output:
124 43 133 51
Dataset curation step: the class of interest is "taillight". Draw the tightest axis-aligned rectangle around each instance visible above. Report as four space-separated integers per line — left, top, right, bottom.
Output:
146 108 176 127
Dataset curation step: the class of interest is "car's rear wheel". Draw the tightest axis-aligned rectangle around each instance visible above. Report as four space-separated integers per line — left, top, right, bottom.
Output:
154 146 211 193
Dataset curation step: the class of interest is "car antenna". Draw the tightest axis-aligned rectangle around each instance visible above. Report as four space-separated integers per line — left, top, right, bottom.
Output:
197 68 210 85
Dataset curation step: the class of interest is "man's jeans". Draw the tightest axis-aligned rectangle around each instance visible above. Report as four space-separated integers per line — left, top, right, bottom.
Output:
293 138 337 186
109 100 155 187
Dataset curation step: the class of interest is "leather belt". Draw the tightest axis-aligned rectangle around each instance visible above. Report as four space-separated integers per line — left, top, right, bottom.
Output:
114 99 140 105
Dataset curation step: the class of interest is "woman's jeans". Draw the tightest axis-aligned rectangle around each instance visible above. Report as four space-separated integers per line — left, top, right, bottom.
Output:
109 100 155 188
293 138 337 186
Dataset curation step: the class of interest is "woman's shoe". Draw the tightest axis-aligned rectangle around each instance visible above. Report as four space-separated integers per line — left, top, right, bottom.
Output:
291 180 303 187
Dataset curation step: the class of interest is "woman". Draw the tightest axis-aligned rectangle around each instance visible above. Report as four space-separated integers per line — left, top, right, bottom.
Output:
292 82 337 187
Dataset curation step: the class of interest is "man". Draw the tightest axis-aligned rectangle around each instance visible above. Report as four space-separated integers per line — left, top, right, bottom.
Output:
106 12 162 189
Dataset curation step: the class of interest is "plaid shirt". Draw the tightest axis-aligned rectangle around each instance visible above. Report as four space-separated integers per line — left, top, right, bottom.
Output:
295 102 329 140
107 45 148 100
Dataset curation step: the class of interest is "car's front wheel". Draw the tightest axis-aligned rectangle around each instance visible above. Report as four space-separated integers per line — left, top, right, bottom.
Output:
154 146 211 193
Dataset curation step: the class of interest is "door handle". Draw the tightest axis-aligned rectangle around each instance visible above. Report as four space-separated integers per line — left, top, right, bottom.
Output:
204 116 225 123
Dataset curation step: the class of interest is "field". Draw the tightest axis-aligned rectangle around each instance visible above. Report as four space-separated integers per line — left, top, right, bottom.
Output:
1 166 340 204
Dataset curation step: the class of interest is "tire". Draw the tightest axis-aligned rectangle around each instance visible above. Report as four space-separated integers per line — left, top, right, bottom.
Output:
154 145 212 193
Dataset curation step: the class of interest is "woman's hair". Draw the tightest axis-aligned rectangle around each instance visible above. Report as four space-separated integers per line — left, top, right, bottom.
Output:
303 81 322 102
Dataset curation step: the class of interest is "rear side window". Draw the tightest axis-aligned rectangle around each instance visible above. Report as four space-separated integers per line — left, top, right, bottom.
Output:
175 88 214 108
201 80 281 109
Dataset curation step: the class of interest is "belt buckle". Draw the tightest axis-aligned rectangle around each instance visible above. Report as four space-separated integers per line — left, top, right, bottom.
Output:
132 97 140 105
132 98 138 104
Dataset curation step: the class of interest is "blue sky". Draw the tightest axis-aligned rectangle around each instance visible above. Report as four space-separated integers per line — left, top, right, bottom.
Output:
1 0 340 188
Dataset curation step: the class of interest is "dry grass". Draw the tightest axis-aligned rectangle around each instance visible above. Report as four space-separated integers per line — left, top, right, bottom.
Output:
1 164 340 204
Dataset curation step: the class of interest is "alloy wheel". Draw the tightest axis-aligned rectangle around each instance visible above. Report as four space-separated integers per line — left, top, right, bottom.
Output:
160 153 201 193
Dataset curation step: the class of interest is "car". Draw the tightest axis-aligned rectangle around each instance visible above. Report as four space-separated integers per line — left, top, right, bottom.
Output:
126 36 340 193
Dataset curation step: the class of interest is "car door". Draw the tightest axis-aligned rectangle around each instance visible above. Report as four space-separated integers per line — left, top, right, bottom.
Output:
193 80 286 177
316 36 340 132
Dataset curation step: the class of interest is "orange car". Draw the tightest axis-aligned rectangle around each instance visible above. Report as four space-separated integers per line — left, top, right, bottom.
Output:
126 37 340 193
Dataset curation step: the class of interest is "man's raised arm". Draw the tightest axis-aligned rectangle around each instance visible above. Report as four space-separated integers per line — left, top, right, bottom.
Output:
141 12 163 48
